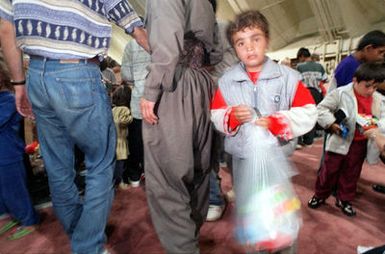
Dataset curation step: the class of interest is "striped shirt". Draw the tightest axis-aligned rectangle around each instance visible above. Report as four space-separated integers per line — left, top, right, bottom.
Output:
0 0 143 59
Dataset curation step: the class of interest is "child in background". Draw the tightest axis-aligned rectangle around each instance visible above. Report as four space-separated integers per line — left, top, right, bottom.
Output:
210 10 317 253
308 62 385 216
112 84 133 189
0 60 39 240
333 30 385 89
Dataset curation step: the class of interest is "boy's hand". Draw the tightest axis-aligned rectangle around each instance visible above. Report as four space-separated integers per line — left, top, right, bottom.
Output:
364 128 379 140
232 105 253 124
255 117 270 129
329 123 342 135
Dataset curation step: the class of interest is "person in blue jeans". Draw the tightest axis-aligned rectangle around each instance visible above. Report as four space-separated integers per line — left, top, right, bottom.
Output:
0 1 149 253
0 59 39 240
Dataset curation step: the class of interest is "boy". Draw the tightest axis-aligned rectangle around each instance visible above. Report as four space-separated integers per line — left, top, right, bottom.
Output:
211 10 316 155
211 10 317 253
308 62 385 216
333 30 385 89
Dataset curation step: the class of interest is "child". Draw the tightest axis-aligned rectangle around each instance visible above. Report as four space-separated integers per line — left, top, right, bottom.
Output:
210 10 317 252
0 60 39 240
333 30 385 89
308 62 385 216
112 85 133 189
211 10 316 159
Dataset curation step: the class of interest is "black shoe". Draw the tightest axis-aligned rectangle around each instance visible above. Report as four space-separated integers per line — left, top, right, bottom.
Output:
308 195 325 209
335 199 356 216
372 184 385 194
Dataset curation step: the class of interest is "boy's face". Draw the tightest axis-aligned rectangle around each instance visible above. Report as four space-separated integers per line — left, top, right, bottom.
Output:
364 45 385 62
232 26 268 72
353 79 379 97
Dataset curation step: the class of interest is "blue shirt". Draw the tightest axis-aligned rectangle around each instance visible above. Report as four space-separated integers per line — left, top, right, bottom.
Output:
334 54 361 87
0 91 25 165
0 0 143 59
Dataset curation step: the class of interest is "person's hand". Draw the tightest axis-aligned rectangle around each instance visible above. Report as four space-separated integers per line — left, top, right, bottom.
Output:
132 27 150 53
140 98 158 125
363 128 379 140
14 85 34 119
329 123 342 135
255 117 270 129
364 128 385 155
232 105 253 124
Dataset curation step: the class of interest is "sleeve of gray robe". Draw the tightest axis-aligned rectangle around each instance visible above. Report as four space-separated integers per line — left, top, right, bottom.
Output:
143 0 222 102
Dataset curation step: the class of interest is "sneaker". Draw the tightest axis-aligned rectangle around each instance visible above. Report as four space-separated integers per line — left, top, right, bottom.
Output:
308 195 325 209
206 205 225 222
0 220 18 235
357 245 375 254
295 144 303 150
335 199 356 216
225 189 235 202
118 182 130 190
129 180 140 188
7 225 36 240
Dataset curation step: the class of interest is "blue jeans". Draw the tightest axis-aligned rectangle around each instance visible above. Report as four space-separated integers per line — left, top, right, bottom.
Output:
27 58 116 254
0 161 39 226
209 170 225 206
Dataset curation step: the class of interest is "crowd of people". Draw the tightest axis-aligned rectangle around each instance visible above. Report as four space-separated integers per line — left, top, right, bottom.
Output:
0 1 385 254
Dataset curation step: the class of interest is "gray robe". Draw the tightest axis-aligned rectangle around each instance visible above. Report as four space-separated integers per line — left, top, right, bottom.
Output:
143 0 222 253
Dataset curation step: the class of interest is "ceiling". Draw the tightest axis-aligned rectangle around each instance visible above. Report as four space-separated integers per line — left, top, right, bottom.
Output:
109 0 385 63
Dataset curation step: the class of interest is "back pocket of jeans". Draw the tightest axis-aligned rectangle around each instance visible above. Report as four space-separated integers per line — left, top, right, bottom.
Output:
57 77 96 109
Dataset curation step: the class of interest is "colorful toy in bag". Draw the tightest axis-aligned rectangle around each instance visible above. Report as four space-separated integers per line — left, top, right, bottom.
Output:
356 114 378 132
233 122 302 253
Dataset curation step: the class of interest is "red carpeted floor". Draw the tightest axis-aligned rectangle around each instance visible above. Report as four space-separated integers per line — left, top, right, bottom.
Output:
1 139 385 254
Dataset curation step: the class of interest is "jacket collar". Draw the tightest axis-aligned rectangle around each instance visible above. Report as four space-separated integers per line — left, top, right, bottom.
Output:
232 57 282 82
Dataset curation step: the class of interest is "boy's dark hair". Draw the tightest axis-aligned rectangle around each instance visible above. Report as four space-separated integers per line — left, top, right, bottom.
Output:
357 30 385 51
354 62 385 83
112 84 131 108
226 10 269 46
297 47 311 59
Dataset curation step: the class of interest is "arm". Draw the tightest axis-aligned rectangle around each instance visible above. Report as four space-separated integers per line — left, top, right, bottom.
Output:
142 0 219 125
104 1 149 52
210 88 252 135
0 19 33 118
130 27 150 53
264 82 317 139
141 0 186 125
316 89 341 129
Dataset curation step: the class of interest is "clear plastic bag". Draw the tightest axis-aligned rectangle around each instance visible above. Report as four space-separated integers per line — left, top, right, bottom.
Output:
233 122 302 252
